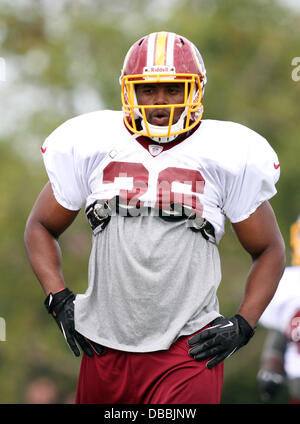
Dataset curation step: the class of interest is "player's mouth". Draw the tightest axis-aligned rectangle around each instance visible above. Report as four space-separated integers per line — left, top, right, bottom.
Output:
149 109 170 126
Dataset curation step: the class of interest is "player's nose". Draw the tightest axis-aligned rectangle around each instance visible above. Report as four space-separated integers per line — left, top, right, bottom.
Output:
153 87 168 105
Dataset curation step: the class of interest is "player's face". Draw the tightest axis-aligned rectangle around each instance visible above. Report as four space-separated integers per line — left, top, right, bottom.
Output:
135 83 185 126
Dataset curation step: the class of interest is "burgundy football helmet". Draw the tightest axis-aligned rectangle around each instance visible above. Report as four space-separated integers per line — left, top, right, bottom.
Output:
120 31 207 142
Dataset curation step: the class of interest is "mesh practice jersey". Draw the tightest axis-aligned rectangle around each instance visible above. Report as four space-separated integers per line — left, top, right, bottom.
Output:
42 110 280 352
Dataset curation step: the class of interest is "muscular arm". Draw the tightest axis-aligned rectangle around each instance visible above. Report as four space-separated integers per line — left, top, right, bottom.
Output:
188 201 285 367
24 182 80 295
233 201 286 328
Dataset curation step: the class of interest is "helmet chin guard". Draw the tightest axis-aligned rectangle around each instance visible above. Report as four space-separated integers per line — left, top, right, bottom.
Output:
140 109 188 143
120 32 207 142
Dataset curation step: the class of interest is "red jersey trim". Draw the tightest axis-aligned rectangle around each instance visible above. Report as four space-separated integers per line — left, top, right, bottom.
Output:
123 120 201 155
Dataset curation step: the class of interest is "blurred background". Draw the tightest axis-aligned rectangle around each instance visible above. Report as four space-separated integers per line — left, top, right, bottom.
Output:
0 0 299 404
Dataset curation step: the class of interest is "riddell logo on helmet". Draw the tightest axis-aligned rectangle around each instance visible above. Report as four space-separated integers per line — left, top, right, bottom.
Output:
144 66 175 74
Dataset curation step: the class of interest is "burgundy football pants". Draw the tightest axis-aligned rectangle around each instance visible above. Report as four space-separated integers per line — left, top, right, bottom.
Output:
75 331 224 404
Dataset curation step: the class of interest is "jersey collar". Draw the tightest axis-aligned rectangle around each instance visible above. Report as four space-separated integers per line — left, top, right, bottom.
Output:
123 120 201 155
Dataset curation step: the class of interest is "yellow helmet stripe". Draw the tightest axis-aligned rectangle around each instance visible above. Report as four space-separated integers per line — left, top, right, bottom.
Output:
190 45 204 77
155 32 168 66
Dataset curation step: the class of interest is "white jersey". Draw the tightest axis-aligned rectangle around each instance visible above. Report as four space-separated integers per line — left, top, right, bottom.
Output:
259 266 300 332
42 110 279 244
259 266 300 379
42 110 280 352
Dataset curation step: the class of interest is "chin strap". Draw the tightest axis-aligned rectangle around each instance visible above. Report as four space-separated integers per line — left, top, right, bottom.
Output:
147 133 178 143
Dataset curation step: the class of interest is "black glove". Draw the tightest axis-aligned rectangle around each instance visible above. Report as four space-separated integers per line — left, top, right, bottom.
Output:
188 314 255 369
45 288 104 357
256 369 285 401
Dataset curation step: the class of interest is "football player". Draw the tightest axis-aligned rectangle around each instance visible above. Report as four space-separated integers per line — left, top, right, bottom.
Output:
24 31 285 404
258 215 300 403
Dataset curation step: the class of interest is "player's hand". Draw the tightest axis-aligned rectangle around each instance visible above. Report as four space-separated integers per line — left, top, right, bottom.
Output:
256 369 285 401
188 314 255 369
44 288 104 357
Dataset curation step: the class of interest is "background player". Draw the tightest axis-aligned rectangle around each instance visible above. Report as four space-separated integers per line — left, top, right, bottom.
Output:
24 31 285 404
257 215 300 403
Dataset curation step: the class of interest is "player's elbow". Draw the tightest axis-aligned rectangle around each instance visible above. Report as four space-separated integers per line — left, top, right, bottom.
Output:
253 233 286 275
272 236 286 274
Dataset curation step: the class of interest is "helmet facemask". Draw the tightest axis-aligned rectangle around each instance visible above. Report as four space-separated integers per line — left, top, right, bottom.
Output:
121 73 204 143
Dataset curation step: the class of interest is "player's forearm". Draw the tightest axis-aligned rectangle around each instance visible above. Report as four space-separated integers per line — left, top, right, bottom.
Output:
24 220 66 295
237 244 286 329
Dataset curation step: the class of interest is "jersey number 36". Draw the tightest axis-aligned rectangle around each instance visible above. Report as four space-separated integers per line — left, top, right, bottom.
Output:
102 161 205 214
